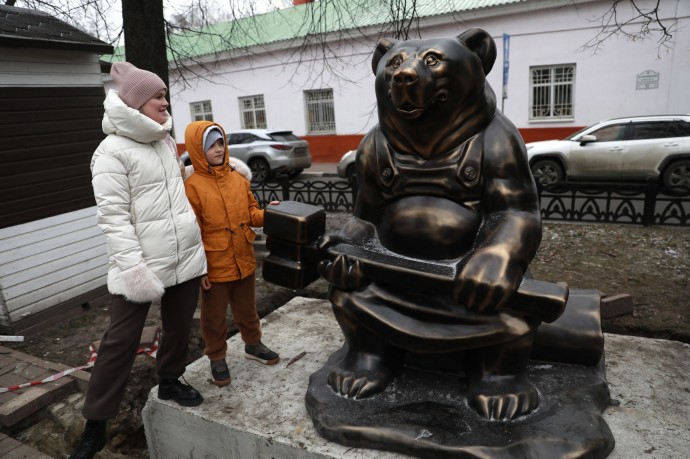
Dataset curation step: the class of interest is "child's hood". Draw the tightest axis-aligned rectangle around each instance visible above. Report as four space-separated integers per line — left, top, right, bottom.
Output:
184 120 229 175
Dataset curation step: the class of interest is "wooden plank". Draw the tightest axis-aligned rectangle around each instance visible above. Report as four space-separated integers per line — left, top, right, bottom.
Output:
8 274 106 320
0 197 97 229
0 86 105 98
1 197 96 227
0 238 105 278
0 47 98 65
0 117 102 137
0 207 96 240
0 226 100 262
0 244 106 287
2 254 107 298
0 184 94 214
0 164 92 188
8 286 108 338
0 107 103 124
2 152 92 170
0 139 100 161
1 126 103 150
0 73 102 87
1 173 92 202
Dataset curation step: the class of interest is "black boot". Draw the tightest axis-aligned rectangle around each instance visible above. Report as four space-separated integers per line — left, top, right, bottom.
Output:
158 377 203 407
69 419 106 459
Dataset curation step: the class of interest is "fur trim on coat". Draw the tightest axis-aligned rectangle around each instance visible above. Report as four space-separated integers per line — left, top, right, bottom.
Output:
119 262 166 303
184 158 252 182
229 157 252 181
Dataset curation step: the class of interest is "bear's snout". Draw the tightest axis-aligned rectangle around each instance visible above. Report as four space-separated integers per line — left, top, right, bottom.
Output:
393 66 418 86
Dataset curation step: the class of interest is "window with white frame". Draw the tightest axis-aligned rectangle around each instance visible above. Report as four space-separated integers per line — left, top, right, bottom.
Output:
190 100 213 121
239 95 267 129
529 64 575 120
305 89 335 133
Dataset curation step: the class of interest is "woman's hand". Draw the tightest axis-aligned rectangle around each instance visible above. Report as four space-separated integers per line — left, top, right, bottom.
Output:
200 275 212 290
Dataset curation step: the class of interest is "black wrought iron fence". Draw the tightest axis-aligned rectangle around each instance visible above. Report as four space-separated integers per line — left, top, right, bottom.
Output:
252 178 690 227
252 178 357 212
536 182 690 226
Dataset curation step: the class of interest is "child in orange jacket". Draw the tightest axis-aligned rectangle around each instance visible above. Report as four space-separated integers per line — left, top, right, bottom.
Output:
184 120 279 386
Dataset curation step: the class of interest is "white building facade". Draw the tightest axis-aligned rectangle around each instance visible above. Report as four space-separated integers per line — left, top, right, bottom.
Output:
165 0 690 161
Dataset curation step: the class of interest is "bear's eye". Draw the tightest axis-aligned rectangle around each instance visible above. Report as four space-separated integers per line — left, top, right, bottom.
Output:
424 54 439 67
390 56 402 69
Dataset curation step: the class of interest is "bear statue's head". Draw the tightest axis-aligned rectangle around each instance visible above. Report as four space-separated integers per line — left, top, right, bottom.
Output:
372 28 498 158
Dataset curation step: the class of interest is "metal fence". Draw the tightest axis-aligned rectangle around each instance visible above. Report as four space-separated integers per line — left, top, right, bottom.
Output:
252 179 690 227
536 182 690 226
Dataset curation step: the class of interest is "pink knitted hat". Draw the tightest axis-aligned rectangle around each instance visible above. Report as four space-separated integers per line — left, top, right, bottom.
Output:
110 62 167 109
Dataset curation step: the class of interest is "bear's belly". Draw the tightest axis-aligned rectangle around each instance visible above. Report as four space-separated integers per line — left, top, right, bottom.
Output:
377 196 480 260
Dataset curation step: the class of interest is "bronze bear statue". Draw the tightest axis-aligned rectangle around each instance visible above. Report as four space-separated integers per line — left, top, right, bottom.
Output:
318 28 549 421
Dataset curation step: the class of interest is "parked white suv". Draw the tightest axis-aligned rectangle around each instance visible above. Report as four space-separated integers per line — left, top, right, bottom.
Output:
180 129 311 183
527 115 690 188
227 129 311 183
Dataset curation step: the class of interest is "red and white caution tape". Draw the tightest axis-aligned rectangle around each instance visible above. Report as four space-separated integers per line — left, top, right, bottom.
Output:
0 338 158 394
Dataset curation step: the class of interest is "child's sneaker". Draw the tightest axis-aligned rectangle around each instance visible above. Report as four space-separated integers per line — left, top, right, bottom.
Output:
210 359 231 386
245 342 280 365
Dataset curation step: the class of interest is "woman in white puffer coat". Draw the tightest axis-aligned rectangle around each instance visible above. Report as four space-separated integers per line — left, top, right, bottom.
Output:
69 62 207 459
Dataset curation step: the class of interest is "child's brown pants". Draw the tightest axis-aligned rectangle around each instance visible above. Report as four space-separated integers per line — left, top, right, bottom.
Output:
200 273 262 361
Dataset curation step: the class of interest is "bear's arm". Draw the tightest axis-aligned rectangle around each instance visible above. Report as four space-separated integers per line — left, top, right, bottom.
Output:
475 114 542 266
352 128 384 226
452 114 542 312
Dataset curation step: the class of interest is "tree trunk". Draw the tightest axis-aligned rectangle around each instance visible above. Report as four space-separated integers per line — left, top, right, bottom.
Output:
121 0 174 134
121 0 169 99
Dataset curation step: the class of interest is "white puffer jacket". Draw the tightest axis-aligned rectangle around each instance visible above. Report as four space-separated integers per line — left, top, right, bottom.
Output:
91 90 207 302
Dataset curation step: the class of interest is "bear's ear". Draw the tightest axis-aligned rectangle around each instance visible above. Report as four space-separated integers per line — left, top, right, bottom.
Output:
372 38 397 74
457 28 497 75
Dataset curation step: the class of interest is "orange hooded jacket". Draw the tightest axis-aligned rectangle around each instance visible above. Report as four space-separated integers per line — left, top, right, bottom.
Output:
183 121 264 282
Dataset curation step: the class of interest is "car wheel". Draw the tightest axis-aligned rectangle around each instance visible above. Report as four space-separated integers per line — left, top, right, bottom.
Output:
661 160 690 188
531 159 563 186
248 158 270 184
345 164 356 186
287 169 303 179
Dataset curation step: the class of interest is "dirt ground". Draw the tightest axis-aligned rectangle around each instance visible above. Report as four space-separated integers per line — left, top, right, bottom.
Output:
5 213 689 458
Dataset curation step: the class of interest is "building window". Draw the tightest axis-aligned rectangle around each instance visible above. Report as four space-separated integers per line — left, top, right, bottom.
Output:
239 95 267 129
305 89 335 133
190 100 213 121
529 64 575 120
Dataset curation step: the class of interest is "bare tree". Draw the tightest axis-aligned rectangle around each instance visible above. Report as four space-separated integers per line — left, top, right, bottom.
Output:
578 0 676 55
10 0 679 90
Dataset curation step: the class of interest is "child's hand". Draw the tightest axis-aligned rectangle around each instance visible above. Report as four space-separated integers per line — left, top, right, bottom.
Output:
268 201 280 205
200 275 212 290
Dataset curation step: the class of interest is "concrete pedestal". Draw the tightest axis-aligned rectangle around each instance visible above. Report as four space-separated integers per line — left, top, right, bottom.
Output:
143 297 690 459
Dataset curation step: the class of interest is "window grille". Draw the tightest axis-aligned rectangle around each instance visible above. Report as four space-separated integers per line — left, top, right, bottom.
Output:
305 89 335 133
190 100 213 121
529 65 575 120
239 95 267 129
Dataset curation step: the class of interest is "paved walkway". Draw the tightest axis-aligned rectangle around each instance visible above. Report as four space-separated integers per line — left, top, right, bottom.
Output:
0 431 52 458
0 327 160 456
0 345 90 458
303 162 338 176
0 345 90 428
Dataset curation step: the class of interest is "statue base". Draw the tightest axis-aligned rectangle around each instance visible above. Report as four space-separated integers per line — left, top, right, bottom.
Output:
306 345 615 458
142 298 689 459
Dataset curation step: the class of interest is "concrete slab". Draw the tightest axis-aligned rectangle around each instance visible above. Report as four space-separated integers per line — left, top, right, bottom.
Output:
143 297 690 459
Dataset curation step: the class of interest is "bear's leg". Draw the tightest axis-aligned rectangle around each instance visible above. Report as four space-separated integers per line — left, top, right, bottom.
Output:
328 304 404 399
466 330 538 421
